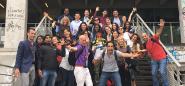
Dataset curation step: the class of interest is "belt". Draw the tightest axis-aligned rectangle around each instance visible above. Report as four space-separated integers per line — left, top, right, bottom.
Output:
32 62 35 64
75 65 87 68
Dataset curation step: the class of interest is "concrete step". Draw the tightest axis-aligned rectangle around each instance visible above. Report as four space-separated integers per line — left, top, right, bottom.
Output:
136 76 152 81
137 82 152 86
136 71 152 76
135 58 152 86
137 66 151 71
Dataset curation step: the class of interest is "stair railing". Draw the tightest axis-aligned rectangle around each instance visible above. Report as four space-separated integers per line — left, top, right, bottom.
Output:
34 15 52 40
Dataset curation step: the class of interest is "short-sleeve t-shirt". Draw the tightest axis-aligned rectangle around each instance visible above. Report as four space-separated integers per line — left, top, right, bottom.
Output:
146 34 166 61
94 48 123 72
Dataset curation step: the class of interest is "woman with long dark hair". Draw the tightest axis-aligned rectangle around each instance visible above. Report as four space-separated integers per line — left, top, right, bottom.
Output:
35 35 44 86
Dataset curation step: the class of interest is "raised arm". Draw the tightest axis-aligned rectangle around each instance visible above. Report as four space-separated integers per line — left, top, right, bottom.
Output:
86 16 94 26
93 6 100 17
86 6 100 26
43 12 56 28
156 19 165 37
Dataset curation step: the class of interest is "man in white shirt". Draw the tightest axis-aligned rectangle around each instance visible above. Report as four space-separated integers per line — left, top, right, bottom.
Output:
70 12 82 38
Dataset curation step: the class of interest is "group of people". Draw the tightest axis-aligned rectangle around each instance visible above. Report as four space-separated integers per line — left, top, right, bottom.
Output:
14 7 169 86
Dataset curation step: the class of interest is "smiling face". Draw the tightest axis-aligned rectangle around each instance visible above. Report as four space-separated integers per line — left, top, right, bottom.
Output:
122 16 127 23
105 18 111 25
112 23 118 30
131 34 138 43
80 23 87 31
37 36 43 44
63 29 71 38
105 26 111 34
113 10 119 17
44 35 51 43
75 13 81 20
27 28 35 41
60 16 70 26
118 27 123 34
106 42 114 53
79 35 87 46
94 17 100 25
52 36 58 45
102 10 108 16
117 36 126 47
63 17 69 25
84 10 89 17
112 31 118 39
64 8 69 15
142 33 149 41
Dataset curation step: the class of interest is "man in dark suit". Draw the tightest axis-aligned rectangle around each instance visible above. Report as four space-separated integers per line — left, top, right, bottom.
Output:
14 28 36 86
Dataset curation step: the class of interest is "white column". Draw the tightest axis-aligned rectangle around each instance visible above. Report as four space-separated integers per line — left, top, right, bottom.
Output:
4 0 28 48
178 0 185 43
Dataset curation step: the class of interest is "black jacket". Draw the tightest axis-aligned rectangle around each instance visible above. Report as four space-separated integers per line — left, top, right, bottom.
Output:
37 43 59 70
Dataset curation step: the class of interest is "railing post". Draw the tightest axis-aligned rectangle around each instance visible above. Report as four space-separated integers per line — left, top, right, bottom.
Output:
45 18 47 29
152 22 155 33
170 23 174 44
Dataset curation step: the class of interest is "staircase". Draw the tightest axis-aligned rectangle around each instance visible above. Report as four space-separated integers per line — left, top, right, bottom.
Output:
136 57 152 86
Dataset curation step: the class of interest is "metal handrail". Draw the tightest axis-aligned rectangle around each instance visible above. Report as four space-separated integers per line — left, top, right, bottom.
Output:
35 16 47 32
145 22 179 23
135 13 181 67
167 59 185 85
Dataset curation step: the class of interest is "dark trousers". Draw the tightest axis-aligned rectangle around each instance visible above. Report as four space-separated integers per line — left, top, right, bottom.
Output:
58 67 75 86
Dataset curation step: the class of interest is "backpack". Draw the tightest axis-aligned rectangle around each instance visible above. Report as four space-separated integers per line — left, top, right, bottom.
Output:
102 50 118 61
68 45 84 66
101 49 118 67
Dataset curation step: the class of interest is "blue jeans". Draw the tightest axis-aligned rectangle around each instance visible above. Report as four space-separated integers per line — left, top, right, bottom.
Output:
58 67 75 86
151 58 169 86
40 70 57 86
99 71 122 86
